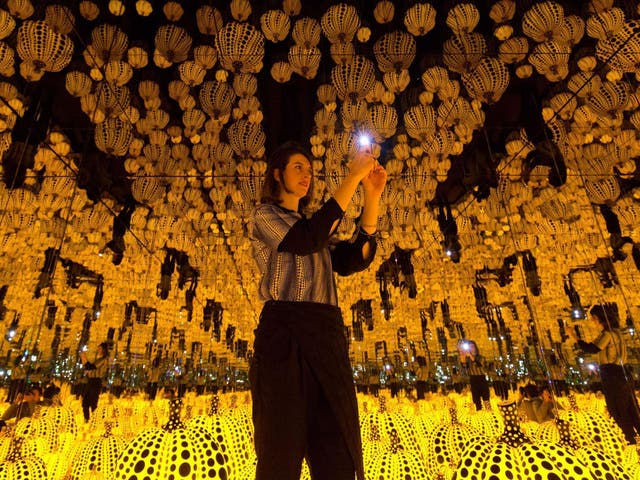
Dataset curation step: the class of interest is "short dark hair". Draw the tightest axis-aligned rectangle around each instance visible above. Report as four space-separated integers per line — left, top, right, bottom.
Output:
43 383 60 399
522 383 539 398
260 141 314 211
590 303 620 329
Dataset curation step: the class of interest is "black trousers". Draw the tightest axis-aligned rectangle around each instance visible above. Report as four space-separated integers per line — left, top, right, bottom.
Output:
250 301 362 480
147 382 159 400
82 377 102 421
551 379 568 397
6 379 25 403
493 380 510 400
600 364 640 443
368 384 379 397
470 375 490 410
416 380 427 400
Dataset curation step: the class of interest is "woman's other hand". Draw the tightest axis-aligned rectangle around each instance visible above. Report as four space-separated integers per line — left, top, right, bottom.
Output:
362 163 387 198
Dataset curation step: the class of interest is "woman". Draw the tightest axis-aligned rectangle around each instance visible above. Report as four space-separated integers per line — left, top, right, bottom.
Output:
459 340 490 411
517 384 556 423
80 342 108 422
249 140 386 480
548 352 568 397
147 356 161 401
6 357 26 403
573 303 640 443
415 356 429 400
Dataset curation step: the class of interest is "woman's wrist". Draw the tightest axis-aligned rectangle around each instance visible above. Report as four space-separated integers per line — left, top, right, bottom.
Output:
363 190 383 202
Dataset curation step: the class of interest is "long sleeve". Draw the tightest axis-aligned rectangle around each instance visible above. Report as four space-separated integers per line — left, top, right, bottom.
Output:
576 339 601 354
86 356 108 378
331 229 377 276
250 199 346 305
592 331 612 351
0 404 18 422
253 199 344 255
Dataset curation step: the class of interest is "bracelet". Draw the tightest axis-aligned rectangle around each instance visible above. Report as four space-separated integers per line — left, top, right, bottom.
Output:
359 226 378 237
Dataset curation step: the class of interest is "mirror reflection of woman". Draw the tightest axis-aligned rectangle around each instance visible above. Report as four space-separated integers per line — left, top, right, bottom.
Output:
458 340 490 411
249 140 386 480
548 352 568 397
572 303 640 444
147 356 161 401
6 357 26 403
79 342 109 422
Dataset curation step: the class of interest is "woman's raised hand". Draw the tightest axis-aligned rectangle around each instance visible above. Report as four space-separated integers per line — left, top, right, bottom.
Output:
348 150 375 181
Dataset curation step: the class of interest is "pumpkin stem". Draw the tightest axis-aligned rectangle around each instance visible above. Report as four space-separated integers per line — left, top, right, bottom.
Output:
389 428 402 454
378 395 386 414
103 421 113 438
209 394 219 416
448 404 458 425
163 398 185 432
556 418 579 450
497 401 529 447
568 394 579 412
7 436 24 462
369 422 380 442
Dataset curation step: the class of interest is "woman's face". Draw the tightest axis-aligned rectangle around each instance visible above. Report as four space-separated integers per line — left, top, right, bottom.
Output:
276 153 312 201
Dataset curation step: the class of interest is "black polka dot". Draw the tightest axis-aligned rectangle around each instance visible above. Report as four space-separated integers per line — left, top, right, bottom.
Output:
178 463 191 477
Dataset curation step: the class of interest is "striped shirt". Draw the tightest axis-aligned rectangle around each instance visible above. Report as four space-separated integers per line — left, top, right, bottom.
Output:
249 198 377 305
594 329 626 364
462 355 485 376
85 355 108 379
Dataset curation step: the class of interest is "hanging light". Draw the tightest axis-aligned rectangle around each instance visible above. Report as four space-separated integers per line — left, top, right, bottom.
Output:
270 61 292 83
154 24 192 66
196 6 224 36
446 3 480 35
292 17 321 48
331 55 376 102
228 119 265 159
261 9 291 42
321 3 361 44
443 32 487 74
16 20 73 81
79 1 100 21
404 3 436 37
89 24 129 66
462 57 510 104
94 117 133 156
373 30 416 74
215 22 265 74
288 45 321 79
